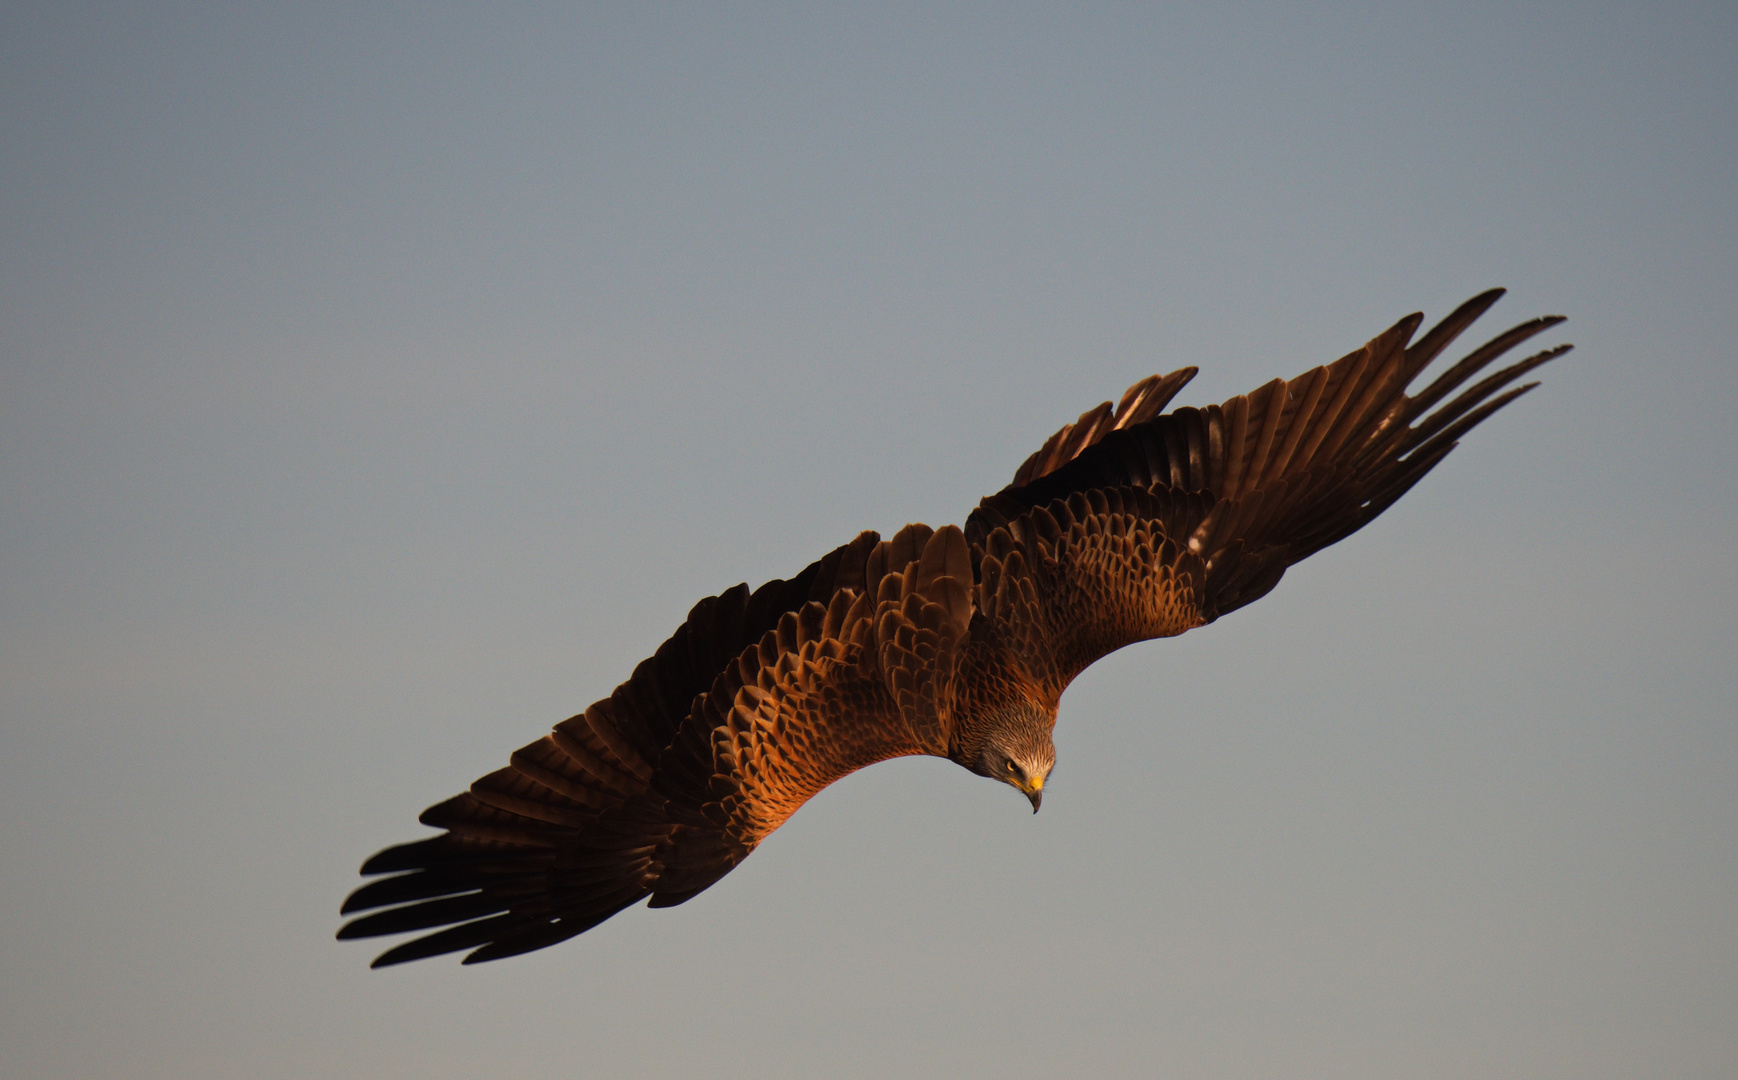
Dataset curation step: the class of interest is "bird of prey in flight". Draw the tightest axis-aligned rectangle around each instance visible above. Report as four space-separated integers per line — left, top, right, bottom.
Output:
340 289 1569 967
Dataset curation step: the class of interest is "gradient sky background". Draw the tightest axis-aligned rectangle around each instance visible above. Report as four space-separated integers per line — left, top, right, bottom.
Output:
3 4 1734 1078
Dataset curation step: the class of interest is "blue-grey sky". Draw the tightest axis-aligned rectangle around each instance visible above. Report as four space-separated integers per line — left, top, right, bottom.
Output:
2 4 1734 1078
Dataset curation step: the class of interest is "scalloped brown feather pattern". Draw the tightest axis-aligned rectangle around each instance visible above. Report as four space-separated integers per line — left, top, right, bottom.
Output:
341 290 1570 965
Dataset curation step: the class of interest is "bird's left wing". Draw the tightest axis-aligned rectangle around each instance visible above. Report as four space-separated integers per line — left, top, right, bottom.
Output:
339 526 974 965
962 289 1570 690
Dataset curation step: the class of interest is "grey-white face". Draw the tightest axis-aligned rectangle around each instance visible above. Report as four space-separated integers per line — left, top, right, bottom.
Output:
976 734 1055 813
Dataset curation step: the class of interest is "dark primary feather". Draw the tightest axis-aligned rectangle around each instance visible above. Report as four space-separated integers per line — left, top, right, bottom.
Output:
341 290 1570 966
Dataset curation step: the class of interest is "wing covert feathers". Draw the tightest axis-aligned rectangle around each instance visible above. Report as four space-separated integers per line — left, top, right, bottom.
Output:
967 289 1568 674
344 289 1566 966
340 527 976 966
972 488 1210 692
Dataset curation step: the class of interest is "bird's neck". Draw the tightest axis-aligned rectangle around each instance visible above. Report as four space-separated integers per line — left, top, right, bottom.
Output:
946 638 1062 768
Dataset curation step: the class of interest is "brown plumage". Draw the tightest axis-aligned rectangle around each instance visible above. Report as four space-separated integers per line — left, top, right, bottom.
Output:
339 289 1570 967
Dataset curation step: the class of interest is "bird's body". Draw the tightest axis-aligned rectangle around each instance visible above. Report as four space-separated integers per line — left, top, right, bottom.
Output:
341 289 1570 967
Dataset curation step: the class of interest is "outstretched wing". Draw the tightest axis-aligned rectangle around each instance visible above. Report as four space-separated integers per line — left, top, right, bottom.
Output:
339 526 974 966
965 289 1570 689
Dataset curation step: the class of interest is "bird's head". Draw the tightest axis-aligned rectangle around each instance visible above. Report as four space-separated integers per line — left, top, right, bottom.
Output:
969 717 1056 813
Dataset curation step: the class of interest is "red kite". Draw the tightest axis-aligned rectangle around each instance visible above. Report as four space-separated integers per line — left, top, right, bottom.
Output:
340 289 1568 967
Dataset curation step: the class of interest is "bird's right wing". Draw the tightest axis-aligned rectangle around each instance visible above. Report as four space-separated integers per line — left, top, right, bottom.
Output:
647 523 975 887
339 525 975 966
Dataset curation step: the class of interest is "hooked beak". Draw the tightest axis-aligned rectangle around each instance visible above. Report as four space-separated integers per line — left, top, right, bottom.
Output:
1021 775 1044 814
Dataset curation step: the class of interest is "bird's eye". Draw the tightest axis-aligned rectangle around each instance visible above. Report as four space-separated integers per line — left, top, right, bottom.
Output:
1005 761 1016 772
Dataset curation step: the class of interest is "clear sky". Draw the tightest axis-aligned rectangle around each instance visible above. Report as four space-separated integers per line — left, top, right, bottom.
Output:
2 4 1734 1078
